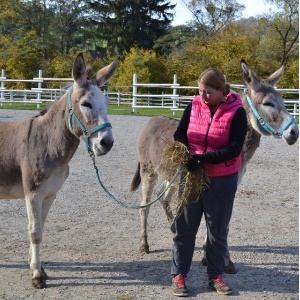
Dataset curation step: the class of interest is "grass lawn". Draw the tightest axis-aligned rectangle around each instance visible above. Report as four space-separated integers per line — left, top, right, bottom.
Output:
0 103 184 118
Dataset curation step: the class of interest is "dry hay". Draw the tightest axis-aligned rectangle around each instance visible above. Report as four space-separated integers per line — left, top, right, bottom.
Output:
158 141 210 221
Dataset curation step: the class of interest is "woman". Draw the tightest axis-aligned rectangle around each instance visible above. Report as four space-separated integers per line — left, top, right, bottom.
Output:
171 68 247 296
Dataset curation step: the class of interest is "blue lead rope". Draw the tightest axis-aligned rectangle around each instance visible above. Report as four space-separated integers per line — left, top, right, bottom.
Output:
89 151 181 209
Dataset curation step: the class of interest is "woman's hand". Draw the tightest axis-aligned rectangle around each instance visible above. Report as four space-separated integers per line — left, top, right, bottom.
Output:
187 154 202 171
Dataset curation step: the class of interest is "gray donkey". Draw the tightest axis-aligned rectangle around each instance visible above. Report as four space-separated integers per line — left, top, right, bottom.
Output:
0 53 118 288
130 60 299 273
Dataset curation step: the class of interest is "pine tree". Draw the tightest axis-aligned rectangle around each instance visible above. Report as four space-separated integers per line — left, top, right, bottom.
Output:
87 0 175 56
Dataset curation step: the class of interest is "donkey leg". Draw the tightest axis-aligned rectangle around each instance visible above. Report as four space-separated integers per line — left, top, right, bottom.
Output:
38 194 56 280
139 207 150 253
25 192 51 288
139 170 158 253
160 183 176 233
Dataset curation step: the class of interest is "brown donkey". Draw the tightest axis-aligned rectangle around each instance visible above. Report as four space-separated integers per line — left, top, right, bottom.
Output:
0 53 118 288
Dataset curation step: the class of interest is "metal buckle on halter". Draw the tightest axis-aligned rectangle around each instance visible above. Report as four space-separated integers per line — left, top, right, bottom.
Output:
275 132 282 138
84 130 91 137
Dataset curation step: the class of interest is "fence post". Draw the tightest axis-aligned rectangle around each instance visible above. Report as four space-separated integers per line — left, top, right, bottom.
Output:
132 73 137 113
0 69 5 105
172 74 178 115
36 70 43 109
294 103 298 115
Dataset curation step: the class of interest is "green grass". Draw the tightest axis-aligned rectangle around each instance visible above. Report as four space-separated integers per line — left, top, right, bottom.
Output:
108 104 183 118
0 102 49 110
1 102 298 123
0 102 184 118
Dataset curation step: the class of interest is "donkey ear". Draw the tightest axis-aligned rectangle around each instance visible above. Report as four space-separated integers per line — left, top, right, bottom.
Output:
72 53 87 87
91 57 119 87
240 59 261 92
264 64 285 87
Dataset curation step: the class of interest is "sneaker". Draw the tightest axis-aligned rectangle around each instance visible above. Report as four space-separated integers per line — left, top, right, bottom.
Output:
172 274 189 297
208 274 232 295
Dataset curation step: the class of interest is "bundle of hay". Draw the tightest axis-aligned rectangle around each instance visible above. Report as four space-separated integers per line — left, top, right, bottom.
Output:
158 141 210 220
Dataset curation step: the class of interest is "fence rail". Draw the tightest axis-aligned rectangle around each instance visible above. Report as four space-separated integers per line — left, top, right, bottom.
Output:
0 69 299 119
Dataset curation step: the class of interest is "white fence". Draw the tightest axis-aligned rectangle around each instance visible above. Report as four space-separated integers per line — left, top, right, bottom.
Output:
131 74 299 117
0 69 299 118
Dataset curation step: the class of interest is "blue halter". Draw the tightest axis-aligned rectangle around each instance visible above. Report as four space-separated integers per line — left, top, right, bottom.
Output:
67 85 112 152
246 95 294 138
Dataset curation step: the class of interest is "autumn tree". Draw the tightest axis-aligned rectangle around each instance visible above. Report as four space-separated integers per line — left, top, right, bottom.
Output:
263 0 299 64
0 0 49 84
182 0 245 37
109 46 168 92
166 22 260 87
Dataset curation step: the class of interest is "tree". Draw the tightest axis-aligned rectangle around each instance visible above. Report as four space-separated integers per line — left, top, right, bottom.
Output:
109 46 168 91
0 0 22 36
263 0 299 64
87 0 175 56
153 25 196 56
166 22 260 87
49 0 90 54
0 0 48 85
182 0 245 37
17 0 56 60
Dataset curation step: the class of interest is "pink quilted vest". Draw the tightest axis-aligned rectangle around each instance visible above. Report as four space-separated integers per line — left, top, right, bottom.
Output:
187 92 243 176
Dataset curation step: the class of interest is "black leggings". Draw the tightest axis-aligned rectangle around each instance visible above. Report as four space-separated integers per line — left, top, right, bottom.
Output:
171 173 238 280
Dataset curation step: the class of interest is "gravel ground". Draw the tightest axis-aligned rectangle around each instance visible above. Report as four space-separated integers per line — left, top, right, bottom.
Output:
0 109 298 300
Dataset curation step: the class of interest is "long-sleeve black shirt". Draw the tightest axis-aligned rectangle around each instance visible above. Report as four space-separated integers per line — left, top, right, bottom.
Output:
174 102 248 164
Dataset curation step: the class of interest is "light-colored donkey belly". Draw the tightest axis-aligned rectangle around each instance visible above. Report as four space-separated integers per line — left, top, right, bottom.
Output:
0 165 69 200
0 169 24 199
0 183 24 199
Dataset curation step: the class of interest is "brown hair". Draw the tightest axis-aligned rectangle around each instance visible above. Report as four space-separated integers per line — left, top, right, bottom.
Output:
198 68 231 95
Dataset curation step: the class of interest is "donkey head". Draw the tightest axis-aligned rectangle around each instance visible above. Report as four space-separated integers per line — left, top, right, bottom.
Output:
240 60 298 145
69 53 118 156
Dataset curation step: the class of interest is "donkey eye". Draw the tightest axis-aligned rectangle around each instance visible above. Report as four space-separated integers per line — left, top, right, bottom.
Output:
263 102 274 107
81 101 92 109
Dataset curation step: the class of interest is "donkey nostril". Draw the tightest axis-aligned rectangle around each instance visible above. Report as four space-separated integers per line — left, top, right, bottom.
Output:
290 130 297 136
101 139 114 148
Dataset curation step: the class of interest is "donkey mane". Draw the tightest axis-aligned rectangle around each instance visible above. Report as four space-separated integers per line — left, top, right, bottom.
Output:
37 108 49 117
241 97 262 164
35 95 77 158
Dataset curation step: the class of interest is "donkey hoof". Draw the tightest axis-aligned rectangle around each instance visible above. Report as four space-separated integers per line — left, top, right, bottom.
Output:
32 276 47 289
41 267 49 280
140 245 149 254
225 260 237 274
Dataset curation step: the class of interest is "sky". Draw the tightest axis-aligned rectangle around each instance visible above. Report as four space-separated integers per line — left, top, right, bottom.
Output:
171 0 278 26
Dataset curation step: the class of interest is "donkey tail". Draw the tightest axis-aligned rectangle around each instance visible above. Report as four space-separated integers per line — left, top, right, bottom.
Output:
130 162 141 192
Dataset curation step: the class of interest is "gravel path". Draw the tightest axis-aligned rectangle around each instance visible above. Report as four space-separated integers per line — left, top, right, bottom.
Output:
0 109 298 299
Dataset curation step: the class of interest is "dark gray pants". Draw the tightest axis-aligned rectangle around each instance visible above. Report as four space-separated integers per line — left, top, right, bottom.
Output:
171 173 238 280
